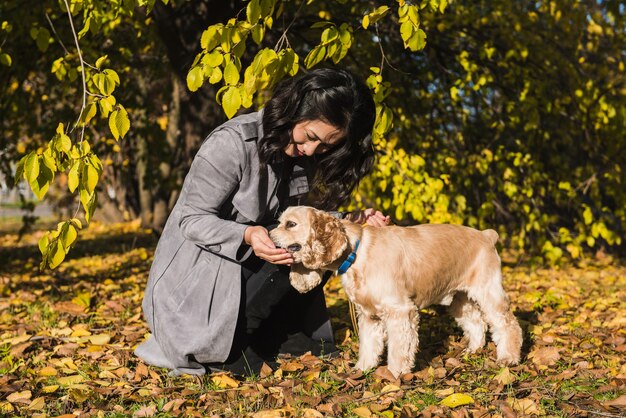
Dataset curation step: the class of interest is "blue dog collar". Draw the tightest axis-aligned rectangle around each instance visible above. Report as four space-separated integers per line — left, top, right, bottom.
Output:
337 240 360 275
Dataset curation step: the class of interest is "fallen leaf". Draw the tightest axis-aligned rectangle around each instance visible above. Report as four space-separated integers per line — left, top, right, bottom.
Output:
260 362 273 378
89 333 111 345
27 397 45 410
41 385 59 394
603 394 626 408
57 374 84 385
69 384 93 403
280 360 304 372
440 393 474 408
509 398 541 414
528 346 561 366
211 373 239 389
352 406 372 417
494 367 516 385
435 387 455 397
7 390 31 403
302 408 323 418
38 366 57 377
133 404 156 417
0 402 14 414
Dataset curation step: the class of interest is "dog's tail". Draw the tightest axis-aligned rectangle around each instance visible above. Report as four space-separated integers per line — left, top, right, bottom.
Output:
481 229 499 245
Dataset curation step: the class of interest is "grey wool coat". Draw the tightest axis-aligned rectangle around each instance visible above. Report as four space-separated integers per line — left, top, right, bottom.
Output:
135 110 313 375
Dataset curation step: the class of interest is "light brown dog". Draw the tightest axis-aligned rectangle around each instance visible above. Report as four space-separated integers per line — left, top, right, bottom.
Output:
269 206 523 377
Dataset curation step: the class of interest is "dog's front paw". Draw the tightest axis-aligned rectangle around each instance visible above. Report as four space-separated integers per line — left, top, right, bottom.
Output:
355 358 378 372
387 365 411 379
496 352 520 366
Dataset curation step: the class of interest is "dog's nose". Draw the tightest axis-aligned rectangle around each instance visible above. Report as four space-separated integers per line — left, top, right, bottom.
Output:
287 244 302 252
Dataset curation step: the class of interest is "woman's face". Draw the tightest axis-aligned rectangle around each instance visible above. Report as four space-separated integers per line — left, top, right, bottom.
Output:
284 120 344 157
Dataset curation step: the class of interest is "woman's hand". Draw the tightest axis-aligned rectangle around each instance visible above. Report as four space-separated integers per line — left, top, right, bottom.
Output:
348 208 391 227
244 226 294 265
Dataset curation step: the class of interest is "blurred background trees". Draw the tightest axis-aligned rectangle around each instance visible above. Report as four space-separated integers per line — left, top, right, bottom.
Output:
1 0 624 266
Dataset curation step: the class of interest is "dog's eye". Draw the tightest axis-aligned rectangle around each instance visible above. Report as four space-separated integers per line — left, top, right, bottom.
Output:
286 221 297 229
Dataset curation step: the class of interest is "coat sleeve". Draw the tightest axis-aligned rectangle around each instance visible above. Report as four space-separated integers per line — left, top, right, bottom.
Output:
178 128 252 262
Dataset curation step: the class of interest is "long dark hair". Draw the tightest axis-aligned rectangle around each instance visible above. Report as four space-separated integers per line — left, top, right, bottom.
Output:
259 68 376 210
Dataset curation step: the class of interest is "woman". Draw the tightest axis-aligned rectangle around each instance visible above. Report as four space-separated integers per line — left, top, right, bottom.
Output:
135 67 390 376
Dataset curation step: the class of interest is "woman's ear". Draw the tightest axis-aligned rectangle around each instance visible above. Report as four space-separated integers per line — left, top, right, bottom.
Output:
289 263 323 293
301 209 349 269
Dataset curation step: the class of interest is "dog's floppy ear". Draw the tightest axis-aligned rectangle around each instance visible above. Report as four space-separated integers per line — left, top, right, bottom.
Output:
289 263 323 293
301 209 349 270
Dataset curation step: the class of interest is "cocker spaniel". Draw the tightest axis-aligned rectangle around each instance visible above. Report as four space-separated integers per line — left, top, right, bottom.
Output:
269 206 523 377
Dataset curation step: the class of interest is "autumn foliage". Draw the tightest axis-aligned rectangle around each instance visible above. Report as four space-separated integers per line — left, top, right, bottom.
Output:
1 222 625 416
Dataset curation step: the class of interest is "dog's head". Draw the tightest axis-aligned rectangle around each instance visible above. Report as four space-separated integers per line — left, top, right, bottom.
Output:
269 206 349 293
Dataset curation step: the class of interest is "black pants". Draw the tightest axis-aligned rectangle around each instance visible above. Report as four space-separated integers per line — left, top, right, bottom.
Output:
225 255 335 364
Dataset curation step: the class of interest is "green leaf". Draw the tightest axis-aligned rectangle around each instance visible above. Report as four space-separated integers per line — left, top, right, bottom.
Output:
68 161 81 193
209 66 223 84
61 224 78 249
103 69 120 86
246 0 261 23
24 152 40 184
204 50 224 67
251 24 265 45
81 102 97 125
304 45 326 69
38 234 49 257
201 25 221 50
407 28 427 51
70 218 83 230
36 27 50 52
95 55 108 69
224 60 240 85
48 241 66 270
440 393 474 408
186 65 204 92
400 20 414 43
0 52 11 67
14 156 26 186
108 107 130 140
80 189 97 223
222 86 241 118
83 162 99 194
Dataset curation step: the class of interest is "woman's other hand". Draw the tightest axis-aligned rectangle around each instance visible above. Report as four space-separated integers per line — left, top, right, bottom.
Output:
347 208 391 227
244 226 294 265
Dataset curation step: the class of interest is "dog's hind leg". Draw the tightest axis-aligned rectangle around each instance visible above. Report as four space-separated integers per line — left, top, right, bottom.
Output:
385 305 419 377
468 269 522 365
449 292 487 353
355 312 386 372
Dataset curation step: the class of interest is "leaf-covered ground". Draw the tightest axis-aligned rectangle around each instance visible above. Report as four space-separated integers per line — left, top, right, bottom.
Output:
1 221 625 417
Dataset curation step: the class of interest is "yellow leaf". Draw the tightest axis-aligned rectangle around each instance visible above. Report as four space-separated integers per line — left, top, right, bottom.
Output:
222 86 241 119
68 384 92 403
70 328 91 337
440 393 474 408
72 292 91 309
352 406 372 417
381 384 401 393
89 334 111 345
211 373 239 389
27 397 45 411
57 375 85 386
38 366 58 377
0 402 14 414
186 65 204 92
494 367 516 385
41 385 59 394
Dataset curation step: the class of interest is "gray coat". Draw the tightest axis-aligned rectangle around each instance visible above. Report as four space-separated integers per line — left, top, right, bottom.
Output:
134 111 313 375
